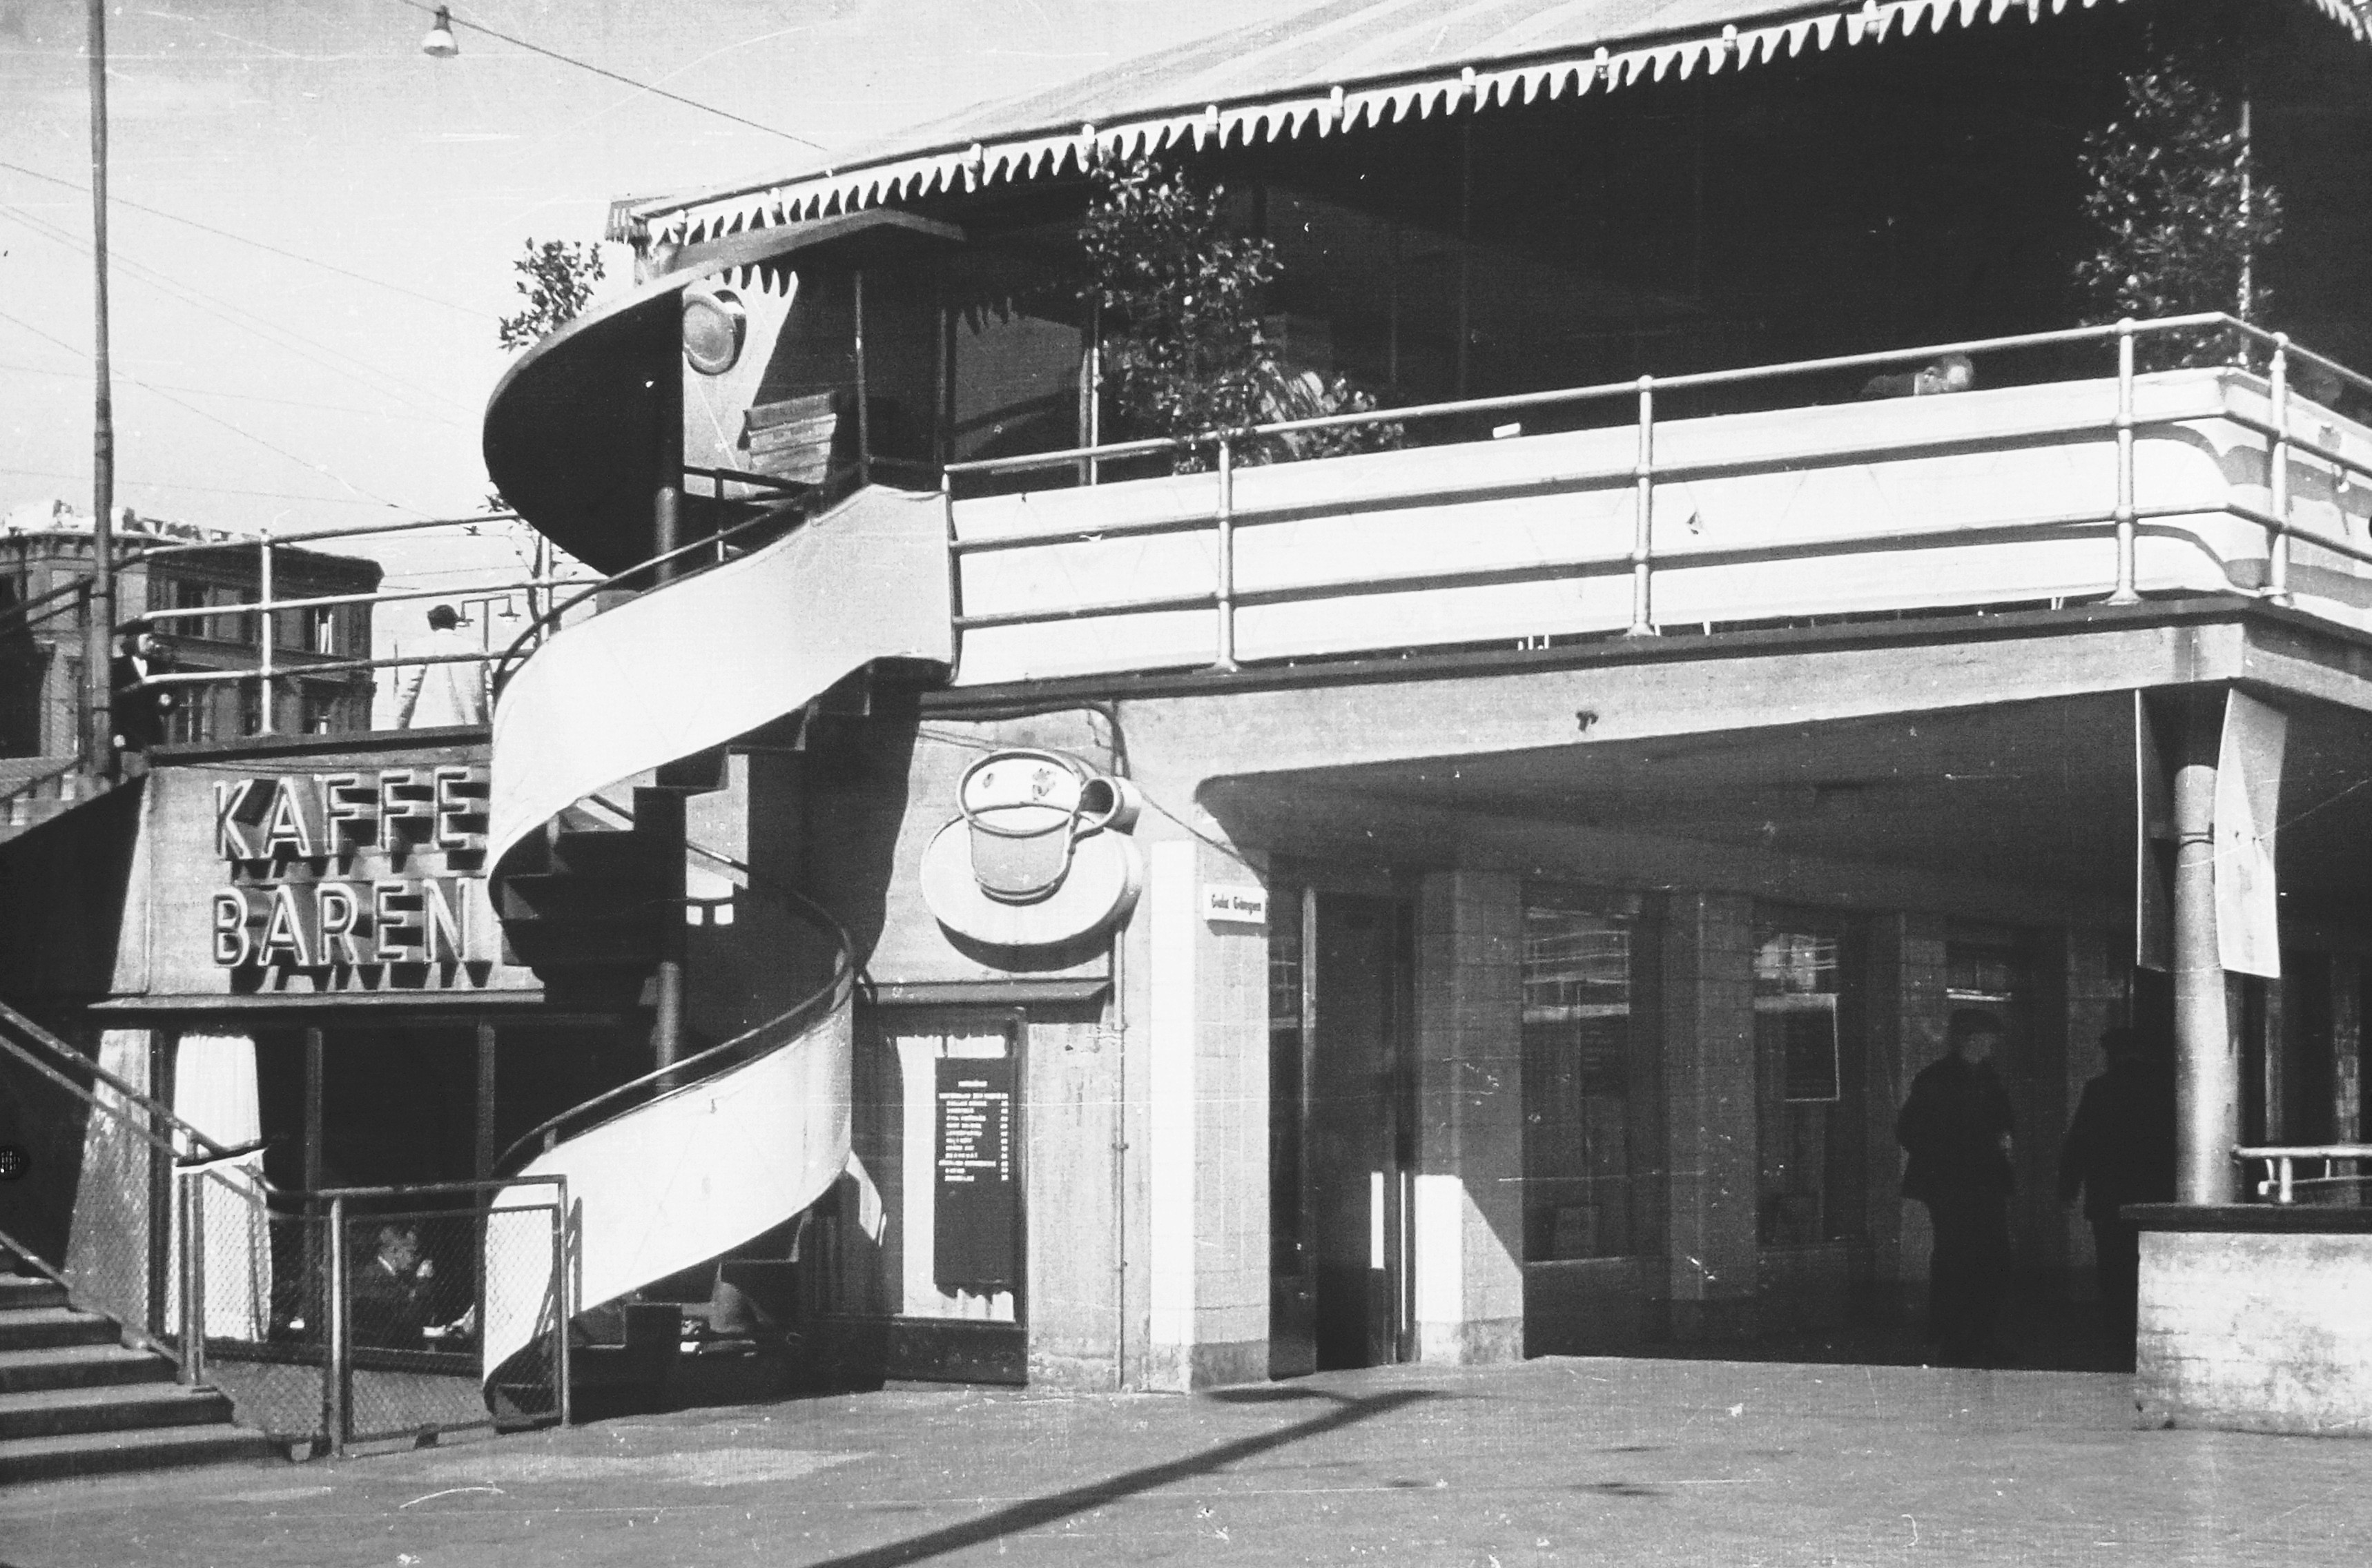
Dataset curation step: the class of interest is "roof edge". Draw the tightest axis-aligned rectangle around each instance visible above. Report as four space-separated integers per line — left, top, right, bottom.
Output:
625 0 2366 251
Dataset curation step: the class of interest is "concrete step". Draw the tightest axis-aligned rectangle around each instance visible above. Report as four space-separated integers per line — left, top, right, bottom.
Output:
0 1308 121 1353
0 1344 176 1395
0 1275 68 1312
0 1382 233 1443
0 1422 278 1484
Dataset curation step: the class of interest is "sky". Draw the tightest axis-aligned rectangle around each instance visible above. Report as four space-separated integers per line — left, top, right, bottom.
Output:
0 0 1286 608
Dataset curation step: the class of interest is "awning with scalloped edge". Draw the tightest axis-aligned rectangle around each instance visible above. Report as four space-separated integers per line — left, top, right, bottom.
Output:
623 0 2370 252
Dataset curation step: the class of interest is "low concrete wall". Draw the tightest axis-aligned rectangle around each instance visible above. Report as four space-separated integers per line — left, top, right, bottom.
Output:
2132 1205 2372 1437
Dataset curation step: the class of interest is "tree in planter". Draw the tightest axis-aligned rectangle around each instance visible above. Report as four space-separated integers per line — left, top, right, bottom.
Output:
496 238 607 351
1079 155 1398 467
2074 64 2282 370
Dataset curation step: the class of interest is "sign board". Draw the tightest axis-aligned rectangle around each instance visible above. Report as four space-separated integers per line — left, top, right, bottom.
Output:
2215 689 2286 979
933 1056 1017 1288
1201 883 1268 925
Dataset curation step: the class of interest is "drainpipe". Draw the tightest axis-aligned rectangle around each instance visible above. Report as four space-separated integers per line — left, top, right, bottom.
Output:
2172 692 2239 1204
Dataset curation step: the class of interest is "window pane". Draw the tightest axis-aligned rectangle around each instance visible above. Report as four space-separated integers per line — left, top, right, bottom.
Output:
1753 916 1860 1247
1522 895 1642 1262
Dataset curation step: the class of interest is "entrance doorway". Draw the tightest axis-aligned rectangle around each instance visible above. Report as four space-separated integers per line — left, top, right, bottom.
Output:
1270 888 1415 1374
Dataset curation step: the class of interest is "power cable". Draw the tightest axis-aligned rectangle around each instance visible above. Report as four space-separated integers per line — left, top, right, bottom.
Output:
0 304 418 515
387 1 830 153
0 158 491 320
0 359 467 428
0 202 474 424
0 463 425 509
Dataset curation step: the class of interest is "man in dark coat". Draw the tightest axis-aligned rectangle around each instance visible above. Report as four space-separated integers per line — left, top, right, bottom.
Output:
1896 1009 2016 1364
2059 1026 2176 1346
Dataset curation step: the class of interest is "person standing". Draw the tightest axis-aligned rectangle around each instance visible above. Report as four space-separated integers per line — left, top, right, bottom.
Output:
392 604 489 729
1896 1009 2016 1365
2058 1026 2176 1347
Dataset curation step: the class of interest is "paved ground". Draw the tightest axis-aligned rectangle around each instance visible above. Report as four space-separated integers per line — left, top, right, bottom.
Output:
3 1355 2368 1567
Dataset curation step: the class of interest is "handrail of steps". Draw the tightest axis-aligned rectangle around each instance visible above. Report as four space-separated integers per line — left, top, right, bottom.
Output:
496 830 857 1175
487 493 807 702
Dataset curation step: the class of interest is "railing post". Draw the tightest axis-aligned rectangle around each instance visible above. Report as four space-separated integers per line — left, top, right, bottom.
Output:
2267 333 2292 605
255 528 275 734
942 465 962 676
175 1169 203 1386
324 1193 347 1458
1214 435 1238 671
2108 319 2141 605
1626 375 1657 636
552 1177 572 1428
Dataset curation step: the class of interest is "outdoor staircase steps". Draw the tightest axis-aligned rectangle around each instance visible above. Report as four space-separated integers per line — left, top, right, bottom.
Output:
0 1264 275 1484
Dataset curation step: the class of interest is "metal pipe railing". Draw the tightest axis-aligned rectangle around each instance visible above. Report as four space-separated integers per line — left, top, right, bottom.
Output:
2236 1144 2372 1204
940 313 2366 665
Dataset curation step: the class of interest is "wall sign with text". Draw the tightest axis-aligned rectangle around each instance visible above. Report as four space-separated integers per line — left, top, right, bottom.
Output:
208 764 503 992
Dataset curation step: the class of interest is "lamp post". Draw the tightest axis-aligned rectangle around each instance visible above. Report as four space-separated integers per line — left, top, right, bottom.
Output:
84 0 115 774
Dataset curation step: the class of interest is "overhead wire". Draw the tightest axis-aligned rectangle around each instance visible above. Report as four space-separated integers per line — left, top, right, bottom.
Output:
0 159 492 321
0 202 475 424
0 303 420 516
0 359 467 428
385 0 830 153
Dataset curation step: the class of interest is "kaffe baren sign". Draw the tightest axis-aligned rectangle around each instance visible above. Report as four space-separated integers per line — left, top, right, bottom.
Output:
209 764 505 991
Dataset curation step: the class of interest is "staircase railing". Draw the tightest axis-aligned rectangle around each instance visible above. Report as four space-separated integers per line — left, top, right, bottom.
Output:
0 997 255 1373
497 861 856 1175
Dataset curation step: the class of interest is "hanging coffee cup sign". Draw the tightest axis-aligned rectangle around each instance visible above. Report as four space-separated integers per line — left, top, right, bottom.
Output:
921 749 1143 949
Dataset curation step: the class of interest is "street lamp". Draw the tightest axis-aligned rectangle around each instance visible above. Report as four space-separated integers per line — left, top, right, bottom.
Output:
421 7 460 59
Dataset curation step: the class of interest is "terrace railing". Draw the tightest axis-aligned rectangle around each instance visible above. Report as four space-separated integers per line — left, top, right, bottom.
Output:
940 313 2372 682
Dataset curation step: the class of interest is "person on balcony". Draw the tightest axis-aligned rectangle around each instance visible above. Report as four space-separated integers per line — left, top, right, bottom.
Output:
1858 353 1976 400
392 603 489 729
2058 1026 2176 1348
1896 1009 2016 1365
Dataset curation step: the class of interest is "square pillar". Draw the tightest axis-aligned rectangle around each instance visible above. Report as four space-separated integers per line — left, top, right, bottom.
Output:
1866 913 1950 1288
1142 836 1270 1390
1660 892 1758 1342
1411 871 1525 1364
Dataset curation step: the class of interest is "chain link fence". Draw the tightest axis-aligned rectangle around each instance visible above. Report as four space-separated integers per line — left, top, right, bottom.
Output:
324 1181 566 1454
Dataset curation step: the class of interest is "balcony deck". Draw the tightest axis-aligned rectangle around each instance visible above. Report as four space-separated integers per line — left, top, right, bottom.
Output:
947 367 2372 687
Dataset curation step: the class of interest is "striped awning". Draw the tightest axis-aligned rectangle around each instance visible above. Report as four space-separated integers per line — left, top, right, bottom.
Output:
628 0 2371 250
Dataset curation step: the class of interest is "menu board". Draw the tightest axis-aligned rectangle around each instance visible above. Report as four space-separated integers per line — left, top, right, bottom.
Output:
933 1057 1018 1288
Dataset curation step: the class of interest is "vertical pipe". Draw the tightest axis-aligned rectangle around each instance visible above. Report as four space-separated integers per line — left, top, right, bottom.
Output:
1627 377 1656 636
85 0 115 777
175 1173 199 1384
325 1193 347 1456
1455 122 1473 400
1387 221 1401 391
255 531 275 735
1084 299 1102 487
552 1177 572 1427
146 1030 174 1342
474 1023 498 1181
2174 692 2239 1204
1214 436 1238 670
853 268 872 488
647 790 687 1078
2109 320 2139 604
2267 334 2291 604
304 1025 324 1351
652 482 681 588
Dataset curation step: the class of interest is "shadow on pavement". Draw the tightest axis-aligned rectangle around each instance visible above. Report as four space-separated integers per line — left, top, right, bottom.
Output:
803 1385 1440 1568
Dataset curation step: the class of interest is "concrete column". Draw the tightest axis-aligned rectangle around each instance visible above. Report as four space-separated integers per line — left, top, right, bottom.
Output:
1866 912 1950 1288
1660 892 1758 1342
1411 870 1525 1364
1142 835 1269 1390
2174 696 2239 1204
2333 955 2363 1150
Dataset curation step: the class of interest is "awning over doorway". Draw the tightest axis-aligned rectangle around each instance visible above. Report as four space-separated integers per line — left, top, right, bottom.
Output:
625 0 2371 248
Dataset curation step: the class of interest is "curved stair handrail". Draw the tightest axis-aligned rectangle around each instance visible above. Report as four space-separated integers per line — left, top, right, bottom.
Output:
495 875 856 1176
486 484 955 874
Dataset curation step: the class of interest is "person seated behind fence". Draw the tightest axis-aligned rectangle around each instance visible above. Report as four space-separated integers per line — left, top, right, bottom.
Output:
350 1224 472 1349
1858 353 1976 400
392 604 489 729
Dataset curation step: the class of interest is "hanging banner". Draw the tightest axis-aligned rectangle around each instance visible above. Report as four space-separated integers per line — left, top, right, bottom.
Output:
2214 689 2286 979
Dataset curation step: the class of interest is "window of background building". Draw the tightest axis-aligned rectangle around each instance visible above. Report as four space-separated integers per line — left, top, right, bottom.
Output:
1522 888 1655 1262
1753 910 1865 1248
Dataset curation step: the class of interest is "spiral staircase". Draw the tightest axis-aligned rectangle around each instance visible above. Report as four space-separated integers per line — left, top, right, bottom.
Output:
476 482 954 1401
